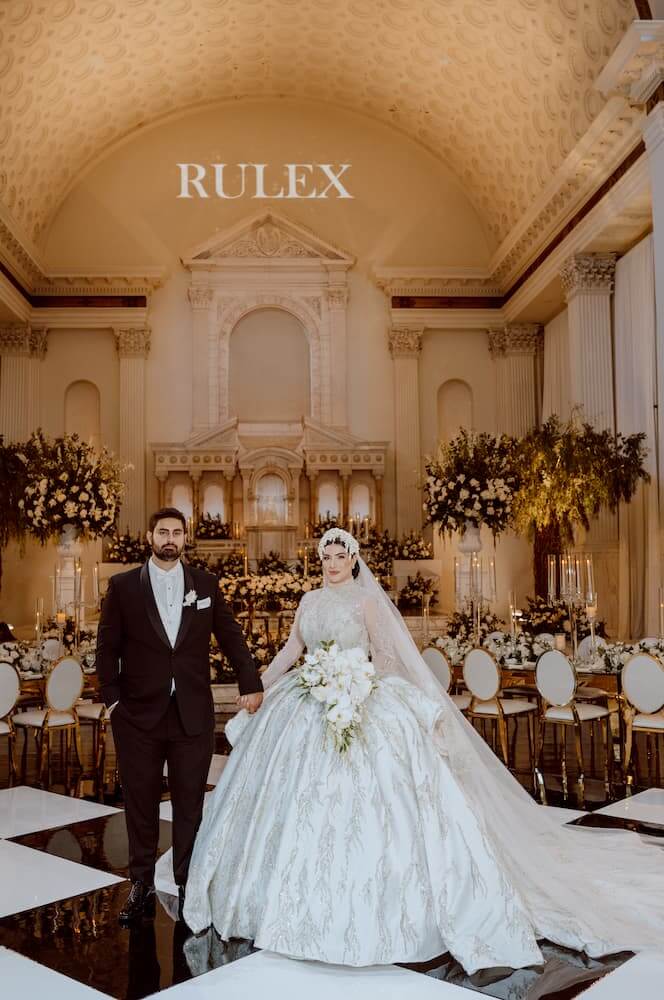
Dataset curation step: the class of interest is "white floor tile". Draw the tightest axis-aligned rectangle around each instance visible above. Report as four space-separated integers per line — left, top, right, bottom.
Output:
0 785 119 839
543 805 586 824
596 788 664 826
0 947 112 998
152 950 470 999
581 953 664 997
0 840 123 917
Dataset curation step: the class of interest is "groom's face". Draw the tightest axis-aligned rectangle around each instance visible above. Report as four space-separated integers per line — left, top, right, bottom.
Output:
147 518 186 563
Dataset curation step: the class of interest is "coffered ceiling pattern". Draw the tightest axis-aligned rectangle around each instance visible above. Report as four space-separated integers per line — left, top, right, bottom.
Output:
0 0 635 251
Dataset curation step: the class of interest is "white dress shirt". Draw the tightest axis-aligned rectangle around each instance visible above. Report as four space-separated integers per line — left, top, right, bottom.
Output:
149 557 185 694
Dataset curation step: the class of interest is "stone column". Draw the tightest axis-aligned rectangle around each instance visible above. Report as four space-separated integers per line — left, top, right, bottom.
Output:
487 324 542 436
0 325 47 440
115 328 150 534
340 472 351 527
190 471 202 528
188 286 215 432
326 286 349 428
559 253 618 630
307 471 319 526
224 473 235 526
388 327 423 534
156 473 167 509
559 254 616 431
373 473 384 532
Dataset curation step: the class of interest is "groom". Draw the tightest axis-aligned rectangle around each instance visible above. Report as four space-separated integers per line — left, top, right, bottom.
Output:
96 507 263 925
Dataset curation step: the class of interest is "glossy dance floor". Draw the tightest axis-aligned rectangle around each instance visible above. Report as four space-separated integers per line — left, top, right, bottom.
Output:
1 768 663 999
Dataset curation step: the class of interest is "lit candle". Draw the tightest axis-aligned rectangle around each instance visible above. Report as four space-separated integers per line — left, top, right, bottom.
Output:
547 555 556 603
454 556 461 605
488 556 496 602
508 588 516 636
187 516 194 543
243 547 249 577
574 556 582 602
55 565 62 612
93 563 99 604
585 556 595 603
304 521 310 540
56 610 66 626
304 548 309 578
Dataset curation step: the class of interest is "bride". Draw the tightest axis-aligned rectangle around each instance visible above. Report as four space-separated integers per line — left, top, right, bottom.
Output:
156 528 664 974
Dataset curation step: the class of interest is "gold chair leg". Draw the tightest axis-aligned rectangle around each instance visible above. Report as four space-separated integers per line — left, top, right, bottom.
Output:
573 723 586 809
559 727 569 802
536 719 547 804
497 715 509 767
601 718 611 799
96 720 107 802
38 730 49 789
20 727 28 783
8 732 17 785
64 728 72 795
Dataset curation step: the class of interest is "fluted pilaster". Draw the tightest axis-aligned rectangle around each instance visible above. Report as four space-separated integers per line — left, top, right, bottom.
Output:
326 285 349 428
560 253 616 431
389 327 423 533
487 324 541 436
115 327 150 533
0 324 47 441
188 285 215 430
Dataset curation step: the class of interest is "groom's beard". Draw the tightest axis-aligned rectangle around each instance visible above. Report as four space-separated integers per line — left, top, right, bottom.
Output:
151 541 184 562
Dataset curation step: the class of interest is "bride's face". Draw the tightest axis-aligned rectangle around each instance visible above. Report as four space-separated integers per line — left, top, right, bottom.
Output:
322 543 355 585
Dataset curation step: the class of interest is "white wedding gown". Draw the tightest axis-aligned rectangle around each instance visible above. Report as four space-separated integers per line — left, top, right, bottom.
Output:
155 578 664 974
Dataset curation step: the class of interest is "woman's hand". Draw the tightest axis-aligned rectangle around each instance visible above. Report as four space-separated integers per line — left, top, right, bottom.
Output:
237 692 264 714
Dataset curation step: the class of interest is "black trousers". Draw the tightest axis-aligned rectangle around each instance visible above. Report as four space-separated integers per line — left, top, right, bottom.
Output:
112 696 214 885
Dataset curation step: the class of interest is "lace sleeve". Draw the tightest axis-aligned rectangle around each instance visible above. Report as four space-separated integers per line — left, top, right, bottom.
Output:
260 596 307 690
363 596 400 677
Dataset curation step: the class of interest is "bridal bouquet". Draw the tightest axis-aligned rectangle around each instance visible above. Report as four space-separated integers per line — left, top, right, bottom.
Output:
298 641 377 753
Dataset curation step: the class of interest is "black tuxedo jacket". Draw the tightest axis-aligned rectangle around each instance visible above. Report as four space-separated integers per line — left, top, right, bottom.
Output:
96 560 262 735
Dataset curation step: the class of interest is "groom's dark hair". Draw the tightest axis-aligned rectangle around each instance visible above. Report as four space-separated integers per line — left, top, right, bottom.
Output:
148 507 187 533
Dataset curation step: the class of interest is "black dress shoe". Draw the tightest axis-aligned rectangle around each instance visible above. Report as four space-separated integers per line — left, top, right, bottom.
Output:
119 879 156 925
177 884 186 922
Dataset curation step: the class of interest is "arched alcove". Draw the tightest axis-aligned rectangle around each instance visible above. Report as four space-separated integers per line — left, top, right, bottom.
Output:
202 483 225 519
255 472 288 525
64 380 101 449
437 379 473 444
318 480 340 519
350 483 371 520
171 482 193 520
229 307 310 422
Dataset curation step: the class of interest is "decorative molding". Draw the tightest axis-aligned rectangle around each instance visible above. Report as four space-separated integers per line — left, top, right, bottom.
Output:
559 253 617 299
187 286 215 310
33 269 165 297
388 327 423 358
643 101 664 157
0 324 47 358
595 21 664 106
326 287 349 309
114 327 151 358
374 268 501 298
182 211 355 271
488 324 542 357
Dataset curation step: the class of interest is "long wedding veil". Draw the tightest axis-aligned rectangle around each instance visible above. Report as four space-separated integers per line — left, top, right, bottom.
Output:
355 555 664 958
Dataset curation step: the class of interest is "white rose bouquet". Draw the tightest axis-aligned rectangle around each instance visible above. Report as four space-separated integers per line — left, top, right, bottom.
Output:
298 640 377 753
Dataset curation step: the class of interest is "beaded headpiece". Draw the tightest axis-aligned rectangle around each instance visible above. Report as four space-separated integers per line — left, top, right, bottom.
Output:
316 527 360 561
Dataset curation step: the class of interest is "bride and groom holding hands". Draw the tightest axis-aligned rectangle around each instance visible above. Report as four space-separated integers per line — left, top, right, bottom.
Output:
97 506 664 975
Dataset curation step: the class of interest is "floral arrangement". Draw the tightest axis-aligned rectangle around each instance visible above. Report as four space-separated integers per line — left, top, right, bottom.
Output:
434 635 473 666
596 642 633 674
423 430 519 538
364 528 398 580
298 640 377 753
257 550 289 575
396 531 432 560
209 628 275 682
482 632 553 666
312 514 341 538
520 596 607 640
218 571 322 608
196 514 232 540
0 640 30 668
398 572 438 609
446 607 505 642
43 616 95 654
217 551 246 578
105 531 150 564
18 431 125 543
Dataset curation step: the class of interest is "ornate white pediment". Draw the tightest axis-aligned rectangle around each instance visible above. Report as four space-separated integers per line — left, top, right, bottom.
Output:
185 418 240 450
182 211 355 271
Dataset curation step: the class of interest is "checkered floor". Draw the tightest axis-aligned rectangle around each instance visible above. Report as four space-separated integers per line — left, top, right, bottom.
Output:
1 764 663 999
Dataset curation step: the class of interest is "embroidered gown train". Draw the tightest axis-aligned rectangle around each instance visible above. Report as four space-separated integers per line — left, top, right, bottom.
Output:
155 573 664 974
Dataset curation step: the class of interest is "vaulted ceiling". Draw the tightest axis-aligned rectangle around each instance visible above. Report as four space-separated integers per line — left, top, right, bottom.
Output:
0 0 639 252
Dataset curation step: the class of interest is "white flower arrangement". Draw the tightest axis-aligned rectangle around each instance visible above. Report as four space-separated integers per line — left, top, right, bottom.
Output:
298 641 377 753
482 632 553 665
434 635 473 666
423 430 518 537
397 531 433 560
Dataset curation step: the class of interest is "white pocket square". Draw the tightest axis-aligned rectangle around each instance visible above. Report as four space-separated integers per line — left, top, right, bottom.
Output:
197 597 212 610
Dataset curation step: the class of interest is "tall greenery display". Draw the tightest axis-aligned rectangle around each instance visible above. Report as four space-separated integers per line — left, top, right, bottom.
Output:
0 435 36 586
512 416 649 596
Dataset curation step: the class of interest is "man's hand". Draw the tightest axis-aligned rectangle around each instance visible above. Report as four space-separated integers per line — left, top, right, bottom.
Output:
237 692 263 714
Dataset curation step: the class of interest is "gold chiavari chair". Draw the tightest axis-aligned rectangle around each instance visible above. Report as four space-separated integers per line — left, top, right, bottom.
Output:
421 646 470 712
535 649 612 808
621 652 664 794
0 660 20 785
463 648 537 783
13 655 84 793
